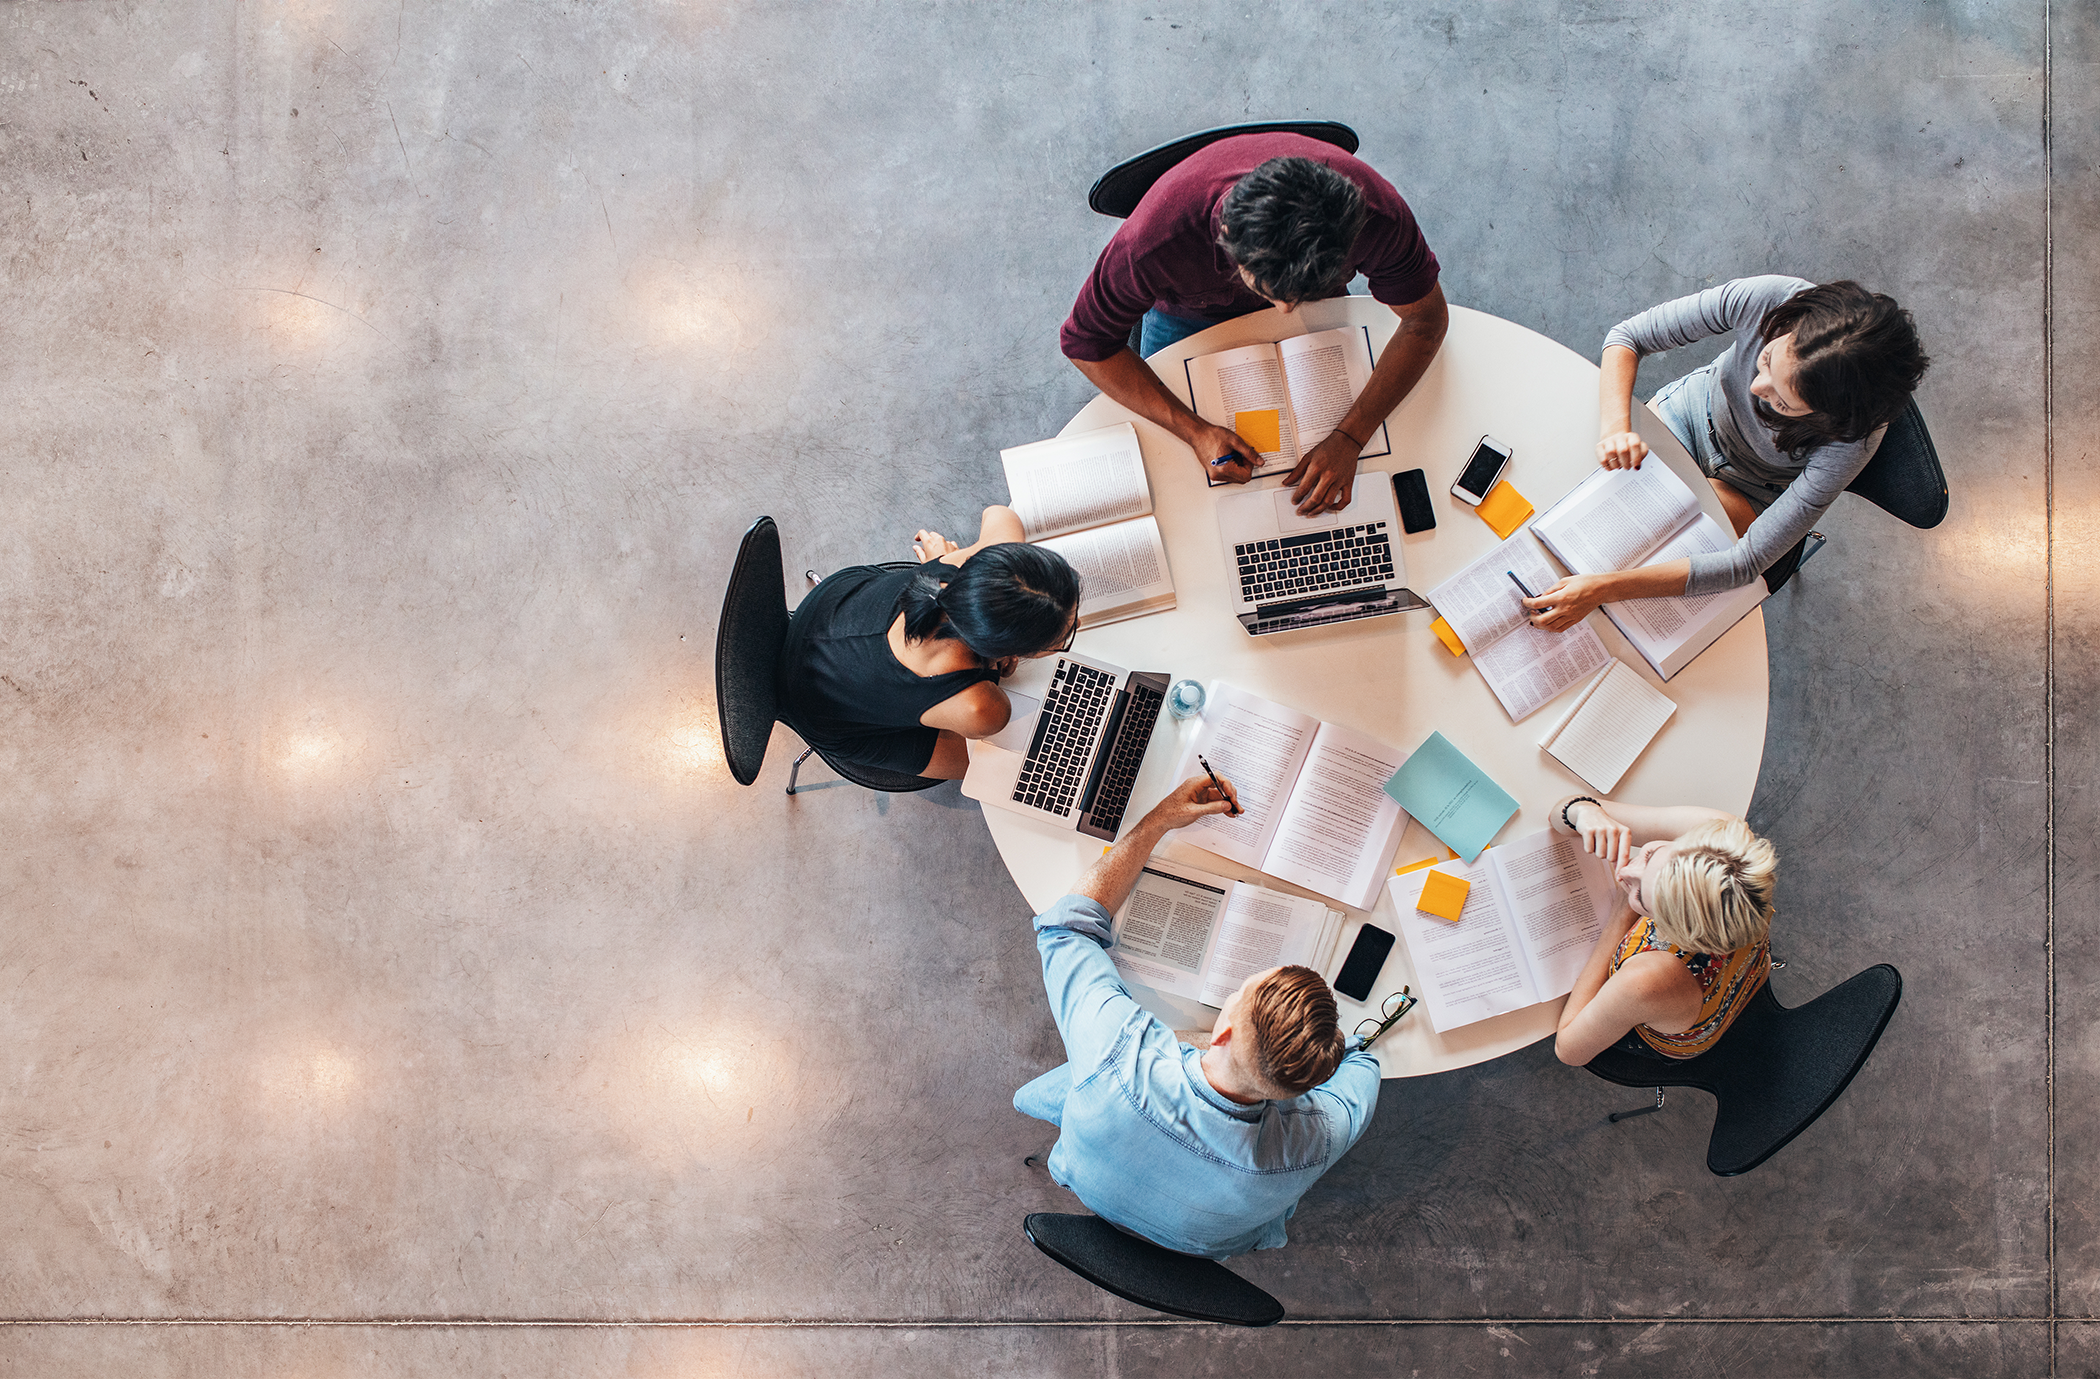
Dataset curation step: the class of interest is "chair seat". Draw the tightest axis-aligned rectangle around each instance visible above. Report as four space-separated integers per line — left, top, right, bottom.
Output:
1586 965 1902 1176
1088 121 1359 218
1023 1213 1284 1326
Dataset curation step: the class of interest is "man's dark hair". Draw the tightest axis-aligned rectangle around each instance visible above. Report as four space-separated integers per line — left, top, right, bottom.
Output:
1217 156 1369 306
894 543 1081 660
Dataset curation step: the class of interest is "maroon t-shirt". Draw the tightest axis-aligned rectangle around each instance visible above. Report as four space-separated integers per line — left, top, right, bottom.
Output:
1060 132 1441 363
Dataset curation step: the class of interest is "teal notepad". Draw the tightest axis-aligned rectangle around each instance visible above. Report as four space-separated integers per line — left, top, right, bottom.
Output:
1382 732 1519 862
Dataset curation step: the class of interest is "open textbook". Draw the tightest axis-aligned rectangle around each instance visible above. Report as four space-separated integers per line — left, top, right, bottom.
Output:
1168 683 1411 910
1000 422 1175 627
1426 530 1611 722
1109 862 1346 1009
1180 325 1394 481
1385 828 1619 1032
1530 459 1767 681
1536 659 1677 793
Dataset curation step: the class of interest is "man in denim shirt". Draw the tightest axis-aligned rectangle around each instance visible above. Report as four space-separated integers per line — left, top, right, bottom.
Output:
1014 775 1383 1259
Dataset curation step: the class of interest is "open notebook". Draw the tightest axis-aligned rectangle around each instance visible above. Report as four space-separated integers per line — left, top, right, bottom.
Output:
1167 683 1411 910
1109 861 1345 1009
1530 460 1766 680
1536 659 1677 793
1000 422 1175 627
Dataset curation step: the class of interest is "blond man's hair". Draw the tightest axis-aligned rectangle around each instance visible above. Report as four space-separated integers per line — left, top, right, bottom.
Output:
1646 816 1778 954
1244 966 1349 1097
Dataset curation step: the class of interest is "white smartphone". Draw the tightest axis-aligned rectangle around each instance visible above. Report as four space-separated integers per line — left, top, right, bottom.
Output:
1449 435 1513 506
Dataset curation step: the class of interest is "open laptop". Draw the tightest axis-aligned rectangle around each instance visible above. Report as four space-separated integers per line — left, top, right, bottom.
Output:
1215 480 1429 635
960 652 1169 841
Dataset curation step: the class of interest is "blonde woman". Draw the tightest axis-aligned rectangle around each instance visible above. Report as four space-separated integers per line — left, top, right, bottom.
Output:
1551 797 1778 1067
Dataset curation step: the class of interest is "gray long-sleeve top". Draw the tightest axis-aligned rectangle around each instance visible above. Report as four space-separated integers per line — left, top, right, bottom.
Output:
1603 276 1878 596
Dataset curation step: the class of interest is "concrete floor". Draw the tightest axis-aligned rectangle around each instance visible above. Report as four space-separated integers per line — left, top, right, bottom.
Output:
0 0 2084 1374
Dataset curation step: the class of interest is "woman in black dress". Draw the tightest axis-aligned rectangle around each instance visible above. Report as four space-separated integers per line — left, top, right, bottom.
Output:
778 506 1082 780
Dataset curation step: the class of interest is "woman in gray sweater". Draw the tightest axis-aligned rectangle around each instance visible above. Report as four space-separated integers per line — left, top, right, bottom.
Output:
1524 277 1928 631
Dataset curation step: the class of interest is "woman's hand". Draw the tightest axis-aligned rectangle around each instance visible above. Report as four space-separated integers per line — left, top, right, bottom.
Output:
1596 430 1649 469
912 528 961 563
1570 799 1634 867
1522 574 1612 633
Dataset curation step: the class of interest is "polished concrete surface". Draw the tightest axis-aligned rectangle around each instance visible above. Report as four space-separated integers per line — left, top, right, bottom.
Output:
0 1 2083 1374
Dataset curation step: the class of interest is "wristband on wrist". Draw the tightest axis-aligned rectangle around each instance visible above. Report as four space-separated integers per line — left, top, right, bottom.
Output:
1333 424 1364 448
1561 796 1602 831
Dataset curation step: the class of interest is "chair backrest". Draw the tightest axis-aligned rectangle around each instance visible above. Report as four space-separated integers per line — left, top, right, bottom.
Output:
714 516 790 786
1845 398 1947 529
1088 121 1360 219
1585 964 1903 1176
1023 1213 1284 1326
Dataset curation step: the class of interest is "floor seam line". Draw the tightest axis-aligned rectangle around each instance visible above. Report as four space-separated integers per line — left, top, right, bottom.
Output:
0 1317 2062 1329
2043 0 2058 1373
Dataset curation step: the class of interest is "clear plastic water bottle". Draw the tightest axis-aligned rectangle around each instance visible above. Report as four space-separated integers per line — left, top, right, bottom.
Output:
1166 678 1206 720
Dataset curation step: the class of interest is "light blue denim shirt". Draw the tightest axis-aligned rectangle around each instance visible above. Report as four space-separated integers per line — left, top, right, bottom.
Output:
1015 893 1382 1259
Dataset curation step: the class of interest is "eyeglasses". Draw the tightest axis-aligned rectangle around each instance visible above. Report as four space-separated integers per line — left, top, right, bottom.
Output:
1353 987 1417 1048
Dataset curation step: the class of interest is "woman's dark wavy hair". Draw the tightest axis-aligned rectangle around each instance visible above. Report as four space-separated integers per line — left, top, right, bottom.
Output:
1756 281 1930 461
894 543 1082 660
1217 156 1369 306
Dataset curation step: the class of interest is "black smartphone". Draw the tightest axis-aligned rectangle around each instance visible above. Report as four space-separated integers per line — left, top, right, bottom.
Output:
1392 468 1436 533
1450 435 1513 506
1332 924 1397 1003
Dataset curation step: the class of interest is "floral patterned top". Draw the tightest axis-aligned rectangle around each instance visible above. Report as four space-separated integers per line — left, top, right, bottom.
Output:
1609 915 1770 1058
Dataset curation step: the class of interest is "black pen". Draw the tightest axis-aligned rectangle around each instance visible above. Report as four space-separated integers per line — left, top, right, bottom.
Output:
1197 753 1241 816
1507 570 1552 611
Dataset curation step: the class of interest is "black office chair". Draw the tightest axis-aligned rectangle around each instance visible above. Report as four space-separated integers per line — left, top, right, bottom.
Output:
713 517 942 796
1087 120 1359 219
1023 1213 1284 1326
1763 398 1947 594
1585 964 1902 1176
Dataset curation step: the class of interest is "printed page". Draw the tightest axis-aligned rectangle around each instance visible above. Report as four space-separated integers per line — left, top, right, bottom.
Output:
1108 864 1226 1001
1427 530 1562 655
1485 829 1618 1001
1185 342 1299 476
999 423 1151 540
1170 683 1320 870
1035 515 1177 627
1597 516 1768 679
1472 619 1611 723
1195 884 1327 1009
1261 721 1412 910
1541 660 1676 793
1386 861 1539 1033
1531 461 1702 575
1277 326 1391 458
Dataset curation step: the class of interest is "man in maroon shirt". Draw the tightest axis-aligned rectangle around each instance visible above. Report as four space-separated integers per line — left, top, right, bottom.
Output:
1061 132 1447 515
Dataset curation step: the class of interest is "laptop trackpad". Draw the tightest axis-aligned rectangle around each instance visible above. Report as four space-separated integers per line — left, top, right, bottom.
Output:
985 691 1041 753
1272 487 1366 533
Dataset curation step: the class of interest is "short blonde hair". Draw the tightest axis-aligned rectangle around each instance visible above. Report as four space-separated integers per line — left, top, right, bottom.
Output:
1245 966 1348 1097
1646 817 1777 954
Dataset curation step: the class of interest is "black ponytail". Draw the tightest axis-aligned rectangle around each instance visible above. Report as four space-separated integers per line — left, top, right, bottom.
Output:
895 544 1082 660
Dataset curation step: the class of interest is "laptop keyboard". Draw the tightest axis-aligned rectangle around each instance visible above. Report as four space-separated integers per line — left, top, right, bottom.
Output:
1078 677 1165 837
1235 521 1393 603
1014 660 1119 816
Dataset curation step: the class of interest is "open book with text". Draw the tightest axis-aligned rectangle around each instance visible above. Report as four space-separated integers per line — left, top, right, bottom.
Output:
1427 530 1611 722
1000 422 1175 627
1168 683 1411 910
1109 862 1346 1009
1530 460 1766 681
1536 659 1677 793
1180 325 1393 481
1385 828 1619 1032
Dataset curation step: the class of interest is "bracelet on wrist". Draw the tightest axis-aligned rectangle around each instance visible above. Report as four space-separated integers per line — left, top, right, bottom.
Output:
1561 796 1602 831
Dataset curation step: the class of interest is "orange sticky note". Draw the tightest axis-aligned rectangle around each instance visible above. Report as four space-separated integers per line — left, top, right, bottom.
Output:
1394 856 1441 876
1233 408 1282 453
1430 616 1467 657
1475 480 1534 539
1417 869 1471 922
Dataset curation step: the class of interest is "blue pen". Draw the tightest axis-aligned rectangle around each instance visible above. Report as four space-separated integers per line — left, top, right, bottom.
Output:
1507 570 1552 611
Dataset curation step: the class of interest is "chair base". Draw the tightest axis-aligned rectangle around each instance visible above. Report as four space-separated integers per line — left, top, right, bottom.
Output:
1609 1087 1667 1123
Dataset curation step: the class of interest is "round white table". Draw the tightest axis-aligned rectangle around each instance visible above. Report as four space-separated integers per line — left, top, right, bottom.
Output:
983 298 1769 1077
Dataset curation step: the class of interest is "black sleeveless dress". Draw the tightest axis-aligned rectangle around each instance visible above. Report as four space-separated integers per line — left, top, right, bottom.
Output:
776 565 1000 775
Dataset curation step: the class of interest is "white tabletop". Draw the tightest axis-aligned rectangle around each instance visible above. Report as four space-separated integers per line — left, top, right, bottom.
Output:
982 298 1769 1077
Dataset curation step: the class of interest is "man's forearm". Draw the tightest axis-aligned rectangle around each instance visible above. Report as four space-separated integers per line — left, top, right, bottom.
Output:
1071 349 1205 444
1333 288 1448 445
1069 815 1173 914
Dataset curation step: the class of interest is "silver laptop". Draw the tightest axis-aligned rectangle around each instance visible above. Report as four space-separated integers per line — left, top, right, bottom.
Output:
1215 481 1429 635
960 652 1169 841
